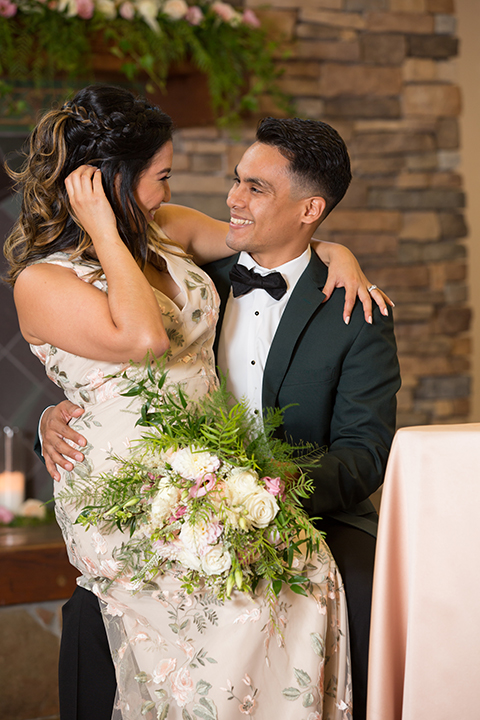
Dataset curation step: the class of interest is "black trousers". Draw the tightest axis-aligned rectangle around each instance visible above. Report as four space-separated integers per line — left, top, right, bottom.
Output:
58 519 375 720
315 517 376 720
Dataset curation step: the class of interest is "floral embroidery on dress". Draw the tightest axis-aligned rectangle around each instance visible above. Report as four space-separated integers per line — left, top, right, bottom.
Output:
30 248 351 720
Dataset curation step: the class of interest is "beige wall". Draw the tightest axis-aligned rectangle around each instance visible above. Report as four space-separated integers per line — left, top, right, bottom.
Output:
457 0 480 421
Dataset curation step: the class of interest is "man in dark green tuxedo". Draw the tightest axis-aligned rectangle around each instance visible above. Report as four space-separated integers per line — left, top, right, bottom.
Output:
39 117 400 720
203 118 400 720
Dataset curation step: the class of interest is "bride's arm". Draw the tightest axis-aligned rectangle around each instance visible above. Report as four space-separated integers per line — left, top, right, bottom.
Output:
156 204 394 323
14 166 169 362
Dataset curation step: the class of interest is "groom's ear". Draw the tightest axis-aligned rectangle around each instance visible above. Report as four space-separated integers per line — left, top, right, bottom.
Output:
302 196 326 226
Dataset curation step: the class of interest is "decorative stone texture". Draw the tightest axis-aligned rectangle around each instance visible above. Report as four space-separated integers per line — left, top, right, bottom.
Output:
324 96 401 118
319 64 403 96
360 33 406 64
406 34 458 59
391 0 426 11
366 12 434 33
403 84 461 116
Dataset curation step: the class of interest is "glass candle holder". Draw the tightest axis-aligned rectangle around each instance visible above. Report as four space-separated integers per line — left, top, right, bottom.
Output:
0 426 25 514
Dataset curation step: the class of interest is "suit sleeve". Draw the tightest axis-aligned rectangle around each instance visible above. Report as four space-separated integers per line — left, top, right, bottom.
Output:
303 309 400 518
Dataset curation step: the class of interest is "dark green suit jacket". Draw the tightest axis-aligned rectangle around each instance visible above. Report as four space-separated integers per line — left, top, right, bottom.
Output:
204 252 401 537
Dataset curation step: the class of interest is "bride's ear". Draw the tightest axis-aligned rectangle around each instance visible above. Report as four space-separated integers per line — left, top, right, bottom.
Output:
302 197 326 226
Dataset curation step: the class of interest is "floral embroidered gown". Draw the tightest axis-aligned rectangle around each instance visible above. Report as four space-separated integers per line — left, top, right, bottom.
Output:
31 247 352 720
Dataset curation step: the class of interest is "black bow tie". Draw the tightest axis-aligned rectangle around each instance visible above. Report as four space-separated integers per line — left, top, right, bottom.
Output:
229 263 287 301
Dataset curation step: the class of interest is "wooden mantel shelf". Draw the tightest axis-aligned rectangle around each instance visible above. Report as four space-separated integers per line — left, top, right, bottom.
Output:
0 524 79 606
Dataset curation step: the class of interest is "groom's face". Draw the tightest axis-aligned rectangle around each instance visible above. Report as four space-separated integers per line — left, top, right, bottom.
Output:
225 142 313 269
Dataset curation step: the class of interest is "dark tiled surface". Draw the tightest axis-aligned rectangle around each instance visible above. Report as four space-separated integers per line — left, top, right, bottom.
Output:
1 136 64 503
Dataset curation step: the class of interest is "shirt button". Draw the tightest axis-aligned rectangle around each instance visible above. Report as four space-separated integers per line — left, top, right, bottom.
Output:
251 360 256 365
254 311 259 316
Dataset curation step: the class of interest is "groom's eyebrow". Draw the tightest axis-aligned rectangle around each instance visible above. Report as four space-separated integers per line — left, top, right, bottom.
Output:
234 165 275 193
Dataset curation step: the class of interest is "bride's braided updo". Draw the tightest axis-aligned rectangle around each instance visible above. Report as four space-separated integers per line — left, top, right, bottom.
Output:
4 85 175 284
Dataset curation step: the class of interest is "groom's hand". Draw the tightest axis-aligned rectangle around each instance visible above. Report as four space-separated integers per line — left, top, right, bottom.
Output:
41 401 87 482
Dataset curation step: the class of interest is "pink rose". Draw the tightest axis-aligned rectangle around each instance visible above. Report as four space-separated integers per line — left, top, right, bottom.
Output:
211 1 236 23
262 475 285 499
0 505 14 523
75 0 93 18
242 9 260 28
0 0 17 17
170 666 194 707
119 0 134 18
185 5 202 25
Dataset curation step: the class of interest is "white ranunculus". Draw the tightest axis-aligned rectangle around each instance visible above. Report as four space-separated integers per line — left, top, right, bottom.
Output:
243 489 279 528
163 0 188 19
201 545 232 575
169 446 220 481
150 481 181 523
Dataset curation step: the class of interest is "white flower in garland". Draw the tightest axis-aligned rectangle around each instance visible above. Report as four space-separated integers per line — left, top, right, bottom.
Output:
201 544 232 575
243 489 279 529
168 445 220 481
150 480 182 523
162 0 188 20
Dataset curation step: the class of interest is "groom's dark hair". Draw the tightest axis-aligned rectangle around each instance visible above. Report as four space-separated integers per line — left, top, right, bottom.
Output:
256 117 352 219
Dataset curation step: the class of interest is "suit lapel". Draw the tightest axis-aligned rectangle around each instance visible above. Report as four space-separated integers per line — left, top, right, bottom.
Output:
262 254 327 409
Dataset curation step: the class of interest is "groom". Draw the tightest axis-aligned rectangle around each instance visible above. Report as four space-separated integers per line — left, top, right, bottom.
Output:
39 117 400 720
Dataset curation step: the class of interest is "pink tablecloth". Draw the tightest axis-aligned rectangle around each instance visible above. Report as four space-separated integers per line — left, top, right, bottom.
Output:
367 423 480 720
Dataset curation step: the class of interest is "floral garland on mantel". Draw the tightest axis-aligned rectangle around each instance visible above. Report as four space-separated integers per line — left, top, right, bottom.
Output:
0 0 288 123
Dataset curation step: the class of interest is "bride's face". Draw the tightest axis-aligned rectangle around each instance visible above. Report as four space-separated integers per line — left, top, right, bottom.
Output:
133 141 174 222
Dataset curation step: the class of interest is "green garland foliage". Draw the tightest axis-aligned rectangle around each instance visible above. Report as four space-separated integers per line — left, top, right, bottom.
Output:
0 2 291 123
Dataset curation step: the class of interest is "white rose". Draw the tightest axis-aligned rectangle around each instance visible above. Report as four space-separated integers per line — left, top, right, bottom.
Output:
226 467 259 498
243 489 279 528
169 446 220 481
150 481 181 523
201 545 232 575
163 0 187 19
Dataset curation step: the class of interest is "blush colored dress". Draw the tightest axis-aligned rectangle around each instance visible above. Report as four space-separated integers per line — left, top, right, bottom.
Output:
30 248 352 720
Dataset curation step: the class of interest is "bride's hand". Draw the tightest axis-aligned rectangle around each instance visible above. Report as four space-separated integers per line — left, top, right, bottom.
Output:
320 242 394 324
65 165 118 242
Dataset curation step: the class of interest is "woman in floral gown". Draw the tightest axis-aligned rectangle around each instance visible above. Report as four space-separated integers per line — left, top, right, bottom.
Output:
5 85 386 720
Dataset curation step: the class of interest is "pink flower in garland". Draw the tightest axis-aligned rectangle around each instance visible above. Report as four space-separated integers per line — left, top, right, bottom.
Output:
0 505 14 523
262 475 286 500
0 0 17 17
211 1 237 23
75 0 94 19
185 5 202 25
242 9 260 28
119 0 134 19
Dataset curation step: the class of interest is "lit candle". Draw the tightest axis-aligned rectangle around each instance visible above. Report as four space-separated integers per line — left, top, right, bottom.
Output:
0 427 25 514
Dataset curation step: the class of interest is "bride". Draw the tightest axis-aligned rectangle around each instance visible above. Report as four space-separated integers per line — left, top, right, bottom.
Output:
5 85 389 720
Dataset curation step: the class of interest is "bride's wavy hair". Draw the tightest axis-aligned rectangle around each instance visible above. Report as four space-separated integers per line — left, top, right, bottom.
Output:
4 84 180 285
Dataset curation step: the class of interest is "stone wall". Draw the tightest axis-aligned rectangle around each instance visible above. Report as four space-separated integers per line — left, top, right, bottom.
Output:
169 0 470 428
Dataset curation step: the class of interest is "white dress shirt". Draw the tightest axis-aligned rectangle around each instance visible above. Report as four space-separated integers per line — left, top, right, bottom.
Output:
217 247 311 413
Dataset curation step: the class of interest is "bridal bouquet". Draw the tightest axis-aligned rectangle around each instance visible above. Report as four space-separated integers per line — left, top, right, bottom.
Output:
64 362 324 600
